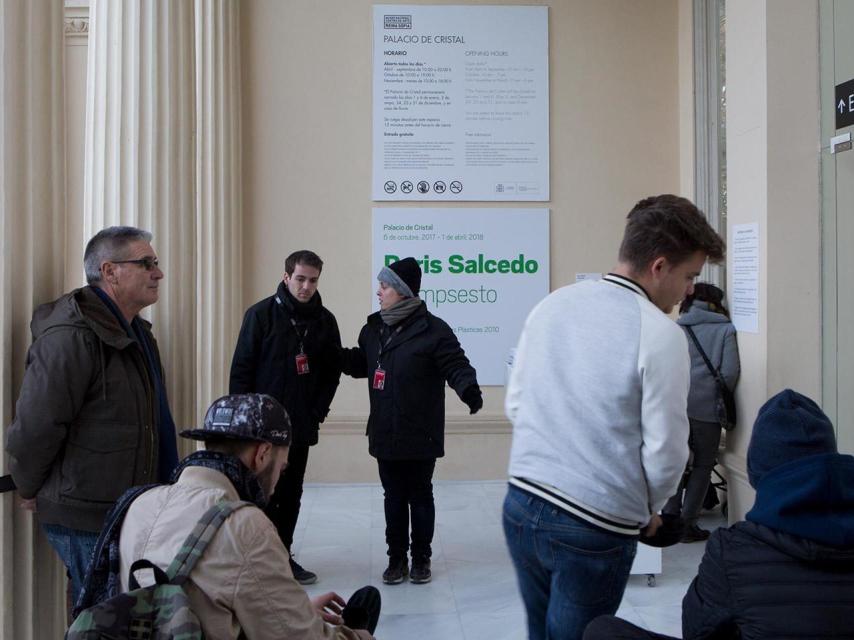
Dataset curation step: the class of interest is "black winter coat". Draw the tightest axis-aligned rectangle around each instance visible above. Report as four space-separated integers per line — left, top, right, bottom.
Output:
682 452 854 640
342 302 478 460
229 283 341 446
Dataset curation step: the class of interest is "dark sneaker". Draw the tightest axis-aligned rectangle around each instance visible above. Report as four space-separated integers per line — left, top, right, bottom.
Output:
410 558 432 584
289 557 318 585
681 524 711 543
382 556 408 585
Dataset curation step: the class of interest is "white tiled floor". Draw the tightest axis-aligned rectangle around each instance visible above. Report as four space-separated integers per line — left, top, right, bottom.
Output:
295 481 725 639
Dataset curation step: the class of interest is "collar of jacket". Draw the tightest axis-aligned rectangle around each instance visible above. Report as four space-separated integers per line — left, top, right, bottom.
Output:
37 286 144 351
368 301 428 347
172 450 268 508
275 281 322 319
677 300 731 326
81 286 150 349
603 273 651 300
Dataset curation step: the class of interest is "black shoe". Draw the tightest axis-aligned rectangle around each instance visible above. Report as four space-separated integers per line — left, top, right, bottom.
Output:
681 524 711 543
382 556 408 585
289 557 318 585
410 558 432 584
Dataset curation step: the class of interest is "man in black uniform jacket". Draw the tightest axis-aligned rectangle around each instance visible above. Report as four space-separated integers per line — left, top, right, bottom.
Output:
230 250 342 584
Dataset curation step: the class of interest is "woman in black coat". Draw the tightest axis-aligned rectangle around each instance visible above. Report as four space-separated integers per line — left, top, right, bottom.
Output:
342 257 482 585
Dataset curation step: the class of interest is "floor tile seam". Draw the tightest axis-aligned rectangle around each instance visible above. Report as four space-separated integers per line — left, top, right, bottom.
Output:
435 527 468 632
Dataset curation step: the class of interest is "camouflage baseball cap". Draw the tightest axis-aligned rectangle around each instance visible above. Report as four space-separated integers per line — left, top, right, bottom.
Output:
180 394 291 446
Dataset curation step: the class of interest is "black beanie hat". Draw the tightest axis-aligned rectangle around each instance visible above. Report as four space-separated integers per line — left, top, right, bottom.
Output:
746 389 837 487
388 257 422 296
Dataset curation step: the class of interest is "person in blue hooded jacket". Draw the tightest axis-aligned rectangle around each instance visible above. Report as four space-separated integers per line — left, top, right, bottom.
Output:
583 388 854 640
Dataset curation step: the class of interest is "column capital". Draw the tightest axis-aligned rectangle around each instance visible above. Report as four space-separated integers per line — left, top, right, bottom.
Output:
64 1 89 42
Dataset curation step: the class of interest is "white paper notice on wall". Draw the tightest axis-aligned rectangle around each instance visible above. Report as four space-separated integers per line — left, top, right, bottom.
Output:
372 208 550 385
372 5 549 201
730 223 760 334
575 272 603 283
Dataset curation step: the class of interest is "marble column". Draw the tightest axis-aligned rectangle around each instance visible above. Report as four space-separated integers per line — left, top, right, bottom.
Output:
194 0 243 421
83 0 197 441
0 2 68 637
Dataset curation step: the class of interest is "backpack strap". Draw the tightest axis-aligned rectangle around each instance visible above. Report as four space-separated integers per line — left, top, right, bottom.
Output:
74 483 160 616
684 326 730 392
127 559 171 590
165 500 252 585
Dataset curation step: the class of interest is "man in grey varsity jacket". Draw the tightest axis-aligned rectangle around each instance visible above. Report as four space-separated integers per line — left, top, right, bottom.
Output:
503 195 725 640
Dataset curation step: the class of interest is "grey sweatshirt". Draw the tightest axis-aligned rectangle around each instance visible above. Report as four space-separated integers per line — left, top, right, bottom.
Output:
677 301 740 423
506 275 690 528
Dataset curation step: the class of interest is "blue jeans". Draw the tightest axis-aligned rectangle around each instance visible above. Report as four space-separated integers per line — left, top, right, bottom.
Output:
42 524 99 606
503 485 638 640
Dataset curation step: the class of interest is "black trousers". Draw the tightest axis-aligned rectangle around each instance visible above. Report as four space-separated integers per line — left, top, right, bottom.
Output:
377 458 436 560
583 615 679 640
663 418 721 526
264 443 310 551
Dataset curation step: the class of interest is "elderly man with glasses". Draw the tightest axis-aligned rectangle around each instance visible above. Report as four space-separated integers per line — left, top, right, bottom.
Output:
5 225 177 611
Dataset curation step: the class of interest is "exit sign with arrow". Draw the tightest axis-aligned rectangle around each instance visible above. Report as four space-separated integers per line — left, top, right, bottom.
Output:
837 77 854 129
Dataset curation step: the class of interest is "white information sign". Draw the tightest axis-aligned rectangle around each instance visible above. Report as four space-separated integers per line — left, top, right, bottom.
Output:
731 222 760 334
372 5 549 201
372 208 549 385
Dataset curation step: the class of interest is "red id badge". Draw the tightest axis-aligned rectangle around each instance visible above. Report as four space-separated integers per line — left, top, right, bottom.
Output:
295 353 310 375
373 368 386 390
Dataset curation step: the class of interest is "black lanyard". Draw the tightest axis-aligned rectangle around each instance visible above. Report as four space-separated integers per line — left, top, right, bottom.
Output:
276 295 309 353
377 325 402 368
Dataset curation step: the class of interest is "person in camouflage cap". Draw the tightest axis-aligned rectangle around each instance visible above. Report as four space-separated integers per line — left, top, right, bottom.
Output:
182 393 292 447
112 393 379 639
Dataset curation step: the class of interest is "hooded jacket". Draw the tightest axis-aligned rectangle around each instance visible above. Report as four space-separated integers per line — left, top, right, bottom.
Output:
681 452 854 639
5 287 162 532
342 302 478 460
677 301 740 423
229 282 341 447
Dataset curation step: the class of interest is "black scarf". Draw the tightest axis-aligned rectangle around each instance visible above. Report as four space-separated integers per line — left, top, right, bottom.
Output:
380 297 422 326
171 449 268 508
278 281 322 319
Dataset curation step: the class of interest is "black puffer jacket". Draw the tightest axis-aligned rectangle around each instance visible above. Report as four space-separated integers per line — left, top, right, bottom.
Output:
229 283 341 446
682 453 854 639
5 287 161 532
342 302 478 460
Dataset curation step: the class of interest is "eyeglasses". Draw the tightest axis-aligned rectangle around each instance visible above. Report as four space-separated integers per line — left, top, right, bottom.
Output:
110 256 160 271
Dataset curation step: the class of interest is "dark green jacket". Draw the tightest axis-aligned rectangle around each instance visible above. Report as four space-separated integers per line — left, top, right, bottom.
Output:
5 286 162 532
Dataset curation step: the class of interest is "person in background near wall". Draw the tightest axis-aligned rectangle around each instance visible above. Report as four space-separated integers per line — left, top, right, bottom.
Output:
5 226 177 608
504 195 725 640
584 389 854 640
229 250 342 585
662 283 740 542
341 257 482 586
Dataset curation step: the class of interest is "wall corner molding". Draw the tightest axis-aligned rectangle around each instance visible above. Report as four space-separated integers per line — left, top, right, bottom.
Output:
64 16 88 38
64 1 89 42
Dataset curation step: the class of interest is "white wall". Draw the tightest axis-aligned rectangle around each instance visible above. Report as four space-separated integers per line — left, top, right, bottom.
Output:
722 0 821 520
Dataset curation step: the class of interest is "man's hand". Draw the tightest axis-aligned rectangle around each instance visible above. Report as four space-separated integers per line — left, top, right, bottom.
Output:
18 496 37 512
641 514 662 538
311 591 346 625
